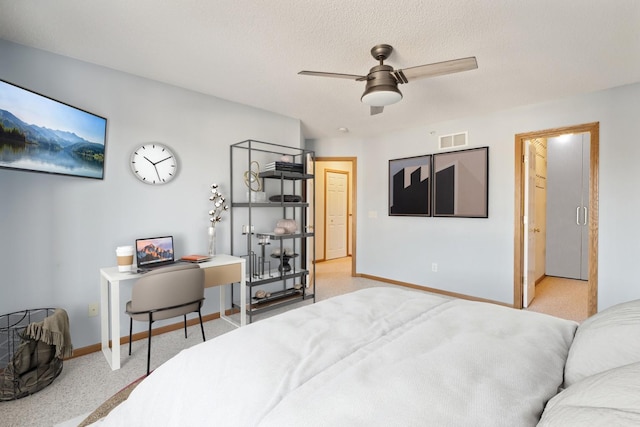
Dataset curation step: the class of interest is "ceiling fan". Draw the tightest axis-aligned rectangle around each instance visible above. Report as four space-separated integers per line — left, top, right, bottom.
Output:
299 44 478 115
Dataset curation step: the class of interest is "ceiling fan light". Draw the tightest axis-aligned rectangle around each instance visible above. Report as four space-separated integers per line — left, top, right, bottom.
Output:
361 86 402 107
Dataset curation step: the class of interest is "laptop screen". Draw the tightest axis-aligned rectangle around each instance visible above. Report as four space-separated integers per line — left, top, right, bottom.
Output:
135 236 175 268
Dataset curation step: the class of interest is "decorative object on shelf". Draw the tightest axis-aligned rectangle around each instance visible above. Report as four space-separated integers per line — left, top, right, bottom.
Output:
273 227 286 235
271 252 298 272
244 160 266 202
130 143 178 185
255 290 267 299
242 224 255 234
276 219 298 234
256 234 272 278
264 161 304 173
293 284 303 290
207 183 229 256
269 194 303 203
272 247 294 256
280 155 293 163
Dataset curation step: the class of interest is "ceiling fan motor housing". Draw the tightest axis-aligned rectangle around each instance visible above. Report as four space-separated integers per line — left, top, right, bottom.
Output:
361 64 403 106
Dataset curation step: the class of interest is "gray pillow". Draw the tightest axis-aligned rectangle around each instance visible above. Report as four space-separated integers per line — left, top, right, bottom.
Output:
564 299 640 387
538 362 640 427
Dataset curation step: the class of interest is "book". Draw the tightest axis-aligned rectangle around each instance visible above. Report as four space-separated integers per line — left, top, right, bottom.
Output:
180 254 212 263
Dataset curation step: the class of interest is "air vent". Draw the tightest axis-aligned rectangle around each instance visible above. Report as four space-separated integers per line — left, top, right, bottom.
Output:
439 131 468 150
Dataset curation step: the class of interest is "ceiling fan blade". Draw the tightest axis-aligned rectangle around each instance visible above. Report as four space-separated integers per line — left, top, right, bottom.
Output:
393 57 478 84
370 106 384 115
298 70 366 80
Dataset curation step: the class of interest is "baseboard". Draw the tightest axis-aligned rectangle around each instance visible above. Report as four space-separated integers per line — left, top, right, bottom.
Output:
66 308 239 360
356 273 513 308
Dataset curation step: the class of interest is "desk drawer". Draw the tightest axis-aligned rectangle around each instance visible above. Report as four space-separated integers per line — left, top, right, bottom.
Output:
204 263 241 287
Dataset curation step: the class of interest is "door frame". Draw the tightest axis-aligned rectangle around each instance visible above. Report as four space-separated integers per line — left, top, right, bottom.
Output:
316 157 357 276
513 122 599 315
324 168 350 260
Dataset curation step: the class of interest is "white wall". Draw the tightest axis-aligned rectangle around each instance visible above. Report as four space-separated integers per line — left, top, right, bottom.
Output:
310 83 640 311
0 40 302 348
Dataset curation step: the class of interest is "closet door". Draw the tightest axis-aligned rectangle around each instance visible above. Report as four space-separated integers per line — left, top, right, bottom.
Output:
579 133 590 280
546 133 589 280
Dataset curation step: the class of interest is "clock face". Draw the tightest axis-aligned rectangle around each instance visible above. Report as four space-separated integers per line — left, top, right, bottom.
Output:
130 143 178 185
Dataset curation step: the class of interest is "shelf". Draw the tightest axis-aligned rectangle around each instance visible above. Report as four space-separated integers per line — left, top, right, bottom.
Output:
259 170 313 180
246 269 309 286
230 139 316 323
257 232 314 240
232 201 309 208
234 288 315 314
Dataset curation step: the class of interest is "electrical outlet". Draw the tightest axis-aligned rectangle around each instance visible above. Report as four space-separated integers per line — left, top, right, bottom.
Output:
431 263 438 272
88 303 99 317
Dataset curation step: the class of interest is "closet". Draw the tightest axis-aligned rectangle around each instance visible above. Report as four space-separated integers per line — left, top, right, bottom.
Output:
546 133 590 280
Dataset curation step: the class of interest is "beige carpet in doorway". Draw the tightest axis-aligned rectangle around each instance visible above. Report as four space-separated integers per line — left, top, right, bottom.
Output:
526 276 589 323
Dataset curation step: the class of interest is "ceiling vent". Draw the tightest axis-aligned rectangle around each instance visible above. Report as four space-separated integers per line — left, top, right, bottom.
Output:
439 131 468 150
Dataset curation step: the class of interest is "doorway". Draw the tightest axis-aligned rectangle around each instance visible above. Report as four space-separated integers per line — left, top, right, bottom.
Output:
325 169 349 260
315 158 357 276
513 122 599 316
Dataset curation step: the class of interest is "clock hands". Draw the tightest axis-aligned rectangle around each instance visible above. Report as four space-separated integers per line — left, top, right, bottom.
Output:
152 164 162 182
141 155 171 181
155 155 173 165
143 155 173 166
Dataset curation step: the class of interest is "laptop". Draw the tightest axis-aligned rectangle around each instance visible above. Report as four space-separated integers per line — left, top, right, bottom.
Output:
134 236 176 272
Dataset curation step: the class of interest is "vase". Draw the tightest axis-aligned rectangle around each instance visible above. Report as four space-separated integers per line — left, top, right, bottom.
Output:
207 226 216 256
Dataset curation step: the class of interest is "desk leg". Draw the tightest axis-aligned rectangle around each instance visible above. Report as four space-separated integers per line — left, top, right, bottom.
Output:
218 260 247 327
100 274 112 367
110 278 121 370
100 273 121 370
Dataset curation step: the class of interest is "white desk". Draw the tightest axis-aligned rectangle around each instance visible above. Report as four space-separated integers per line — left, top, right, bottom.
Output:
100 254 246 370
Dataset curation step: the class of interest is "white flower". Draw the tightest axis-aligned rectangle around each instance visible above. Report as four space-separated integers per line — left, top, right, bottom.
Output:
208 183 229 226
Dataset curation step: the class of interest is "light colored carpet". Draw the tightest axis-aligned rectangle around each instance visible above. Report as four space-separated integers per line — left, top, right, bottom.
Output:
525 275 589 323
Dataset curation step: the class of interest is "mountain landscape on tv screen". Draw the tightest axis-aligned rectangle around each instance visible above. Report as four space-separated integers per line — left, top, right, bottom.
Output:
0 108 105 176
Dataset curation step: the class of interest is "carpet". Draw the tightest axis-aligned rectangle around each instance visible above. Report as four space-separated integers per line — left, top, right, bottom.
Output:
78 374 146 426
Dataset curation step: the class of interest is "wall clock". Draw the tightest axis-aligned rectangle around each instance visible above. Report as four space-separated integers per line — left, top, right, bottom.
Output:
130 143 178 185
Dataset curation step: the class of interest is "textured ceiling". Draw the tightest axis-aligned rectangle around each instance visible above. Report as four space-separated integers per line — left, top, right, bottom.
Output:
0 0 639 139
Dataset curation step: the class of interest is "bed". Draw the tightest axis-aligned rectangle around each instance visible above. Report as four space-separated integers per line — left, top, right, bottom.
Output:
93 287 640 426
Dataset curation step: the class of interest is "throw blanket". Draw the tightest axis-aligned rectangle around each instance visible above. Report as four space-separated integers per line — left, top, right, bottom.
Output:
23 308 73 359
0 308 71 400
96 288 577 426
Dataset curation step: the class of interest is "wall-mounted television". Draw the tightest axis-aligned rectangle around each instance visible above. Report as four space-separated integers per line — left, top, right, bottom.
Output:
0 79 107 179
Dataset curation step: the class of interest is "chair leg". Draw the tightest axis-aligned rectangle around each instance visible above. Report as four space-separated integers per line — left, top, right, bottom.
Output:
129 317 133 356
198 309 206 342
183 314 188 339
146 316 152 376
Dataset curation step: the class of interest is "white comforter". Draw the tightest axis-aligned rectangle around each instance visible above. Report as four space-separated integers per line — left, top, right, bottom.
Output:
97 287 577 426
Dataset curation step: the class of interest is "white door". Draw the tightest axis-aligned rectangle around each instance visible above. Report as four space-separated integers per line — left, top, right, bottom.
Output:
523 141 536 307
325 171 348 260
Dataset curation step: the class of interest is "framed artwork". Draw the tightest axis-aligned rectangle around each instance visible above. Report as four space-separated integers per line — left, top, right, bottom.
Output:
388 154 432 216
432 146 489 218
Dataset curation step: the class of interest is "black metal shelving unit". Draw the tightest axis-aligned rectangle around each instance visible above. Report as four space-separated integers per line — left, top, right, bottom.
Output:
230 140 315 323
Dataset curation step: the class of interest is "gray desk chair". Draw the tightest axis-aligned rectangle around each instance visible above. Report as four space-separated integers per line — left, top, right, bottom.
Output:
126 263 205 375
